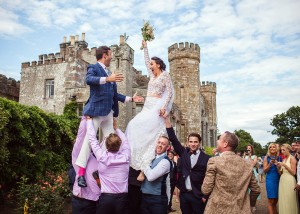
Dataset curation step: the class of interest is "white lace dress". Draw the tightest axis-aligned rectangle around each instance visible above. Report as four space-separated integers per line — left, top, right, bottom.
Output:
125 47 174 171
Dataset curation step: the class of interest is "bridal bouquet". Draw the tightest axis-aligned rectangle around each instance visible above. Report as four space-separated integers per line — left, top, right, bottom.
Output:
140 20 155 50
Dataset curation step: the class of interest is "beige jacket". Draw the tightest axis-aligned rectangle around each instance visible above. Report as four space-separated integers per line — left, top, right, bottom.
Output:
201 151 260 214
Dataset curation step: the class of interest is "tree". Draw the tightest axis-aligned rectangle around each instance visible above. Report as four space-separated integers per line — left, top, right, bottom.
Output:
234 129 266 157
271 106 300 144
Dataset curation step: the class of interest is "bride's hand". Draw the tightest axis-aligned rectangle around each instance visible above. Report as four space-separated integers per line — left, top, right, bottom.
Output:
142 40 147 48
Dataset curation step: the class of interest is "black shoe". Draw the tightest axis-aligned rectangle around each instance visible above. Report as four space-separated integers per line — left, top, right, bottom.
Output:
78 176 87 187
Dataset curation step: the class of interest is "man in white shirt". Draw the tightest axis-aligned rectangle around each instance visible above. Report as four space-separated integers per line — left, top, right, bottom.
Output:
140 136 171 214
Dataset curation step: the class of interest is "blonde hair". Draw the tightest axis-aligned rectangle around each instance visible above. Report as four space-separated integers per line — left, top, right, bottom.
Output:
281 143 292 153
267 143 279 157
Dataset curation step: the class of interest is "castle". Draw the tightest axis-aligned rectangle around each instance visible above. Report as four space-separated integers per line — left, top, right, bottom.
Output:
19 33 217 147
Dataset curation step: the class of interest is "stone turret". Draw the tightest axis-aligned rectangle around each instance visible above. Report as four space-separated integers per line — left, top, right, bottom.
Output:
168 42 201 140
200 81 217 146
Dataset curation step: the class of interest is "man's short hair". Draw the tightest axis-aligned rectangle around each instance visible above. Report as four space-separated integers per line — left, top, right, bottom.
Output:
159 135 170 145
187 133 202 142
96 46 111 60
105 133 122 152
224 131 239 151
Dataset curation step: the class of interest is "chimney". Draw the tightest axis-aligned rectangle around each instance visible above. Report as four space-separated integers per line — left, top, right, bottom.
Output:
75 35 79 42
63 36 67 43
70 36 75 46
120 35 124 45
82 33 85 41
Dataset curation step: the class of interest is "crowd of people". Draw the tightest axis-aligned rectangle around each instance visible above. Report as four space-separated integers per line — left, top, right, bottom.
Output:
69 40 298 214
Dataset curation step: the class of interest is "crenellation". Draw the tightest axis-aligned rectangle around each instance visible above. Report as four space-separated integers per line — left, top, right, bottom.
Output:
31 61 37 66
168 42 200 63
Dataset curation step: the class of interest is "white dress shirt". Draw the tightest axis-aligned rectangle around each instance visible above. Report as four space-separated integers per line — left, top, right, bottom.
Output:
144 153 171 182
185 149 200 190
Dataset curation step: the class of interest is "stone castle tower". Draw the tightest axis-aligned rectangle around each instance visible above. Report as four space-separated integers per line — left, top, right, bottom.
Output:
168 42 217 146
18 34 217 146
200 81 217 146
168 42 202 141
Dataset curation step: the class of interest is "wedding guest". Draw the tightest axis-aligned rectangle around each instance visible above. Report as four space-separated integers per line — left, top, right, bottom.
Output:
201 131 260 213
278 144 298 214
263 143 281 214
167 151 178 213
257 157 264 183
126 40 174 182
87 117 130 214
71 117 100 214
165 117 210 214
140 136 171 214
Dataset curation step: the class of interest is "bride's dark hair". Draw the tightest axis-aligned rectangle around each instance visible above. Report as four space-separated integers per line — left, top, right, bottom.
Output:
151 56 166 71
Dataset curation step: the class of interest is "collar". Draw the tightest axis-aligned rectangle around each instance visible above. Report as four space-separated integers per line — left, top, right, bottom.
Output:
189 149 200 156
98 62 106 70
155 152 167 159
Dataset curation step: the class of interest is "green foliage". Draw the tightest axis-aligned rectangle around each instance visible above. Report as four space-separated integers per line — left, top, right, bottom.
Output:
16 171 71 214
234 129 267 157
271 106 300 144
0 97 79 191
204 146 214 156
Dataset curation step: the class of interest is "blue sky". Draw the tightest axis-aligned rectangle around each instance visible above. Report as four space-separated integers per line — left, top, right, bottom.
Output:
0 0 299 146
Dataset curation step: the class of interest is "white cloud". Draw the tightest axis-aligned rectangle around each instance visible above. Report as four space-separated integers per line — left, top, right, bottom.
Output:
0 7 32 37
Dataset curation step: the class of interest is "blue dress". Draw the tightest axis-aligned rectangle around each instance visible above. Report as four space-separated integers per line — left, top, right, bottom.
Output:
266 156 281 199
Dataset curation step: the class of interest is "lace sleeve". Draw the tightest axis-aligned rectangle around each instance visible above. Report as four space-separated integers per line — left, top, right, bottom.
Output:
162 72 174 110
144 46 154 77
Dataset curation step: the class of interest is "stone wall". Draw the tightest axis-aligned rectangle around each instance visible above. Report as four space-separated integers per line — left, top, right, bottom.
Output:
0 74 20 101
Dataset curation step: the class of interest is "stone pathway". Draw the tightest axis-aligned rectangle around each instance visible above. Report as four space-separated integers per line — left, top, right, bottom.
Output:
170 183 268 214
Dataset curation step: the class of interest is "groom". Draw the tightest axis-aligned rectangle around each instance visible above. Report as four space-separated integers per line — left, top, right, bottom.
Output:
75 45 143 187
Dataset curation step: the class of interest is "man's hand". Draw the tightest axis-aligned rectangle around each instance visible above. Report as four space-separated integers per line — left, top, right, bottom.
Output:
159 108 168 118
106 73 124 82
295 184 300 191
132 92 144 102
113 118 117 130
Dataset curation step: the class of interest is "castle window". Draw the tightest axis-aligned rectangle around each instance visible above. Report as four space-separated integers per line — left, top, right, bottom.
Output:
45 79 54 98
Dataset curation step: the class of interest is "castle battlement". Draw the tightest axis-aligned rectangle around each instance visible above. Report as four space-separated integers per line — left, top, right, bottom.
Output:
200 81 217 93
21 33 91 68
168 42 200 63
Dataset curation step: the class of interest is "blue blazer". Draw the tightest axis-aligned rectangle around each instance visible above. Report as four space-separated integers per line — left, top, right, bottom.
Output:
83 63 126 117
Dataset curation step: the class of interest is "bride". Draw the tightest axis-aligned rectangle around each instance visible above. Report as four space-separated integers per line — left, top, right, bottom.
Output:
126 40 174 180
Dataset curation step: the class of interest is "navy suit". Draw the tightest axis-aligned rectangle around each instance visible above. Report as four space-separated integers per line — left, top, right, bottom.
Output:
83 63 126 117
166 127 210 214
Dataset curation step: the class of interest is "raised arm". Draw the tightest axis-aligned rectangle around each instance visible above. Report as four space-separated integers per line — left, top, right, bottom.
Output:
87 119 105 161
165 117 185 156
142 41 154 78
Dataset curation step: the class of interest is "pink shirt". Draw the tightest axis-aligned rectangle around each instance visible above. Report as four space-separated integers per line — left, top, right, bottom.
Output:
87 120 130 193
72 117 101 201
